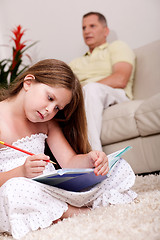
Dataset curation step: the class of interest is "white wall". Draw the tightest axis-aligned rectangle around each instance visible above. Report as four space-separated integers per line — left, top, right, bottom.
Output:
0 0 160 64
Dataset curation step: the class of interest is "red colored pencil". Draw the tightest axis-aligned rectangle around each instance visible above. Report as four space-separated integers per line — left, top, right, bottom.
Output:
0 140 56 165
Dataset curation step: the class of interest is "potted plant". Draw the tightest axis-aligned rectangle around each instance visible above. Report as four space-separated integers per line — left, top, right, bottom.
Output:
0 25 38 88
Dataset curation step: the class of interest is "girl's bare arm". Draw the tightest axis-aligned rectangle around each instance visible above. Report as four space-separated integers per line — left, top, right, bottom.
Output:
0 167 24 187
47 121 109 175
0 154 49 187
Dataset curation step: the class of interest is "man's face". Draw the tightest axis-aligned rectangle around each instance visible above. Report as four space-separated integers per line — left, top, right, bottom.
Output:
82 15 109 52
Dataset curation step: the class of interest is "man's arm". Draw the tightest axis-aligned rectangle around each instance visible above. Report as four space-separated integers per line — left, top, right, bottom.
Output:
98 62 133 89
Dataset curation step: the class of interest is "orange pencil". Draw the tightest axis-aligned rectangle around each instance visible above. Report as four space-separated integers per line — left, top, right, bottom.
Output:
0 140 56 165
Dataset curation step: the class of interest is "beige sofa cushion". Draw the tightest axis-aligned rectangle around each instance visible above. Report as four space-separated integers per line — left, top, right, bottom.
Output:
135 93 160 136
101 100 143 145
101 93 160 145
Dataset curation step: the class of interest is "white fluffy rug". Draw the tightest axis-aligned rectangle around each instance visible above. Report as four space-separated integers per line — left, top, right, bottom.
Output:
0 174 160 240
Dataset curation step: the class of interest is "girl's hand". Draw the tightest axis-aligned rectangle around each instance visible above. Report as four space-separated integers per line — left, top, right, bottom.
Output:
22 154 49 178
88 151 109 176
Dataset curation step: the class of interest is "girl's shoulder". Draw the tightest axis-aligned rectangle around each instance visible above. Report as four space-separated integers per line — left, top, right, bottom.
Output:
46 119 63 139
0 100 6 113
47 119 60 132
0 102 6 133
0 101 11 121
0 109 7 147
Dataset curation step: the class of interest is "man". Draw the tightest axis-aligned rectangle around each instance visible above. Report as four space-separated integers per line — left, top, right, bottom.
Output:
69 12 135 151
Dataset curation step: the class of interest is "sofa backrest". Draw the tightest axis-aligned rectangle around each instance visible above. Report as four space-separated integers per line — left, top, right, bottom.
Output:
133 40 160 100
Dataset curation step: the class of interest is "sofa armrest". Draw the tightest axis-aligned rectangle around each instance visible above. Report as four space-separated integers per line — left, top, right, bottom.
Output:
101 100 143 145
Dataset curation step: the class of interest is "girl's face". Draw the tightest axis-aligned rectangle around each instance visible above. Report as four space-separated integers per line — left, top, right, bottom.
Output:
23 80 72 123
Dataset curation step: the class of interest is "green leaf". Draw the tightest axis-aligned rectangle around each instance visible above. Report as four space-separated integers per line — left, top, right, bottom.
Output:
0 26 38 88
0 62 10 87
21 40 39 54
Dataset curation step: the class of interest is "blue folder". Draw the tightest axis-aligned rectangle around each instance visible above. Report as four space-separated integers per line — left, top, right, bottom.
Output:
33 146 132 192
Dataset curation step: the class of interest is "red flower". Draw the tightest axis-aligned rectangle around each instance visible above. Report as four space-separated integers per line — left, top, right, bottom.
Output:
0 25 37 87
11 25 26 51
10 25 27 71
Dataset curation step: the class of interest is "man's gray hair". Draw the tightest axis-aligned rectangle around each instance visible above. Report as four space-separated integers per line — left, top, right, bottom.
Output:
83 12 108 27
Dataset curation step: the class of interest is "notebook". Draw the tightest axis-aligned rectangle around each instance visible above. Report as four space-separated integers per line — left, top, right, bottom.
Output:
33 146 132 192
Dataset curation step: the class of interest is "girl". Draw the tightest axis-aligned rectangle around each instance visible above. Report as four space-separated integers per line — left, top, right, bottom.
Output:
0 59 137 239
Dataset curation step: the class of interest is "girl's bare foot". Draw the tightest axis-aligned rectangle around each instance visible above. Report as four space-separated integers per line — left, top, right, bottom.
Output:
52 204 90 224
61 204 90 219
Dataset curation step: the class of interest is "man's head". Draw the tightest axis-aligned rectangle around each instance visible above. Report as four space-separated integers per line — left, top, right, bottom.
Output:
82 12 109 52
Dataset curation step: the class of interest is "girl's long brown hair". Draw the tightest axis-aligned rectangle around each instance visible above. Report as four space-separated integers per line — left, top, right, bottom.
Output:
0 59 91 154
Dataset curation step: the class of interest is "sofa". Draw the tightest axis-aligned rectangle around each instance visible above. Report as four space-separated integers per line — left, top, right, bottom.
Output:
101 40 160 174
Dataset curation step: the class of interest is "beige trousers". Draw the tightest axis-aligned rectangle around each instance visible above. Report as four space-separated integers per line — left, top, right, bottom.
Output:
83 82 129 151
